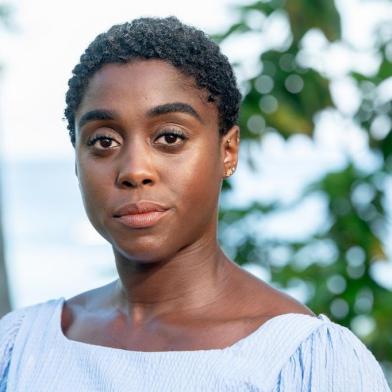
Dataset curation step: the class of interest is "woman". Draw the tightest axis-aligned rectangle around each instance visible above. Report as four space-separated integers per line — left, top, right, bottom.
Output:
0 16 390 391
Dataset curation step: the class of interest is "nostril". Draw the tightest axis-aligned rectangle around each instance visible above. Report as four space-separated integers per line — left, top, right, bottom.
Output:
121 178 152 187
122 180 133 187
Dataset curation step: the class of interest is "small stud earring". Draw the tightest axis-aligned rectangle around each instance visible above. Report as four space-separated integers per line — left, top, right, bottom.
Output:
225 166 236 178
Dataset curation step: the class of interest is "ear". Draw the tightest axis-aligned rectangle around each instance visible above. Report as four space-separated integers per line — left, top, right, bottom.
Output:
221 126 240 179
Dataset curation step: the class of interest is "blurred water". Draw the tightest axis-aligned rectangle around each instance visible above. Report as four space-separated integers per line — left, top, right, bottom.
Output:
1 159 115 308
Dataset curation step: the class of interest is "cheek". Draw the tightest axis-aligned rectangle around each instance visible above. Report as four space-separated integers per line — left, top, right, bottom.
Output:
76 159 113 235
169 142 222 216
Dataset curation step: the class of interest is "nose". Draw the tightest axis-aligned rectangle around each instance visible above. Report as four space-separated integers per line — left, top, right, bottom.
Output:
116 139 156 189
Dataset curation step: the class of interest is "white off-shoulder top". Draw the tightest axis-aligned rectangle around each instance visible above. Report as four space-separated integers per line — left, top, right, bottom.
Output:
0 298 390 391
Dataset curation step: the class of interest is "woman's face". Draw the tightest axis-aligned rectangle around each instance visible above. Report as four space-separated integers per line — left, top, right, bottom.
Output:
74 60 238 263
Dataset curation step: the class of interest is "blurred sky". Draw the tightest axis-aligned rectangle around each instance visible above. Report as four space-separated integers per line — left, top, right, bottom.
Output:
0 0 391 308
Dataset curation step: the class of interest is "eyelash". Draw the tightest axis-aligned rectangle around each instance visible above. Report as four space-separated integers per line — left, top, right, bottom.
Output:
87 135 117 147
86 130 187 149
155 129 187 145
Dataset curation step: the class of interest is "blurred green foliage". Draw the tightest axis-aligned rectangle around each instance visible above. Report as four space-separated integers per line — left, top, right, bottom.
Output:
217 0 392 370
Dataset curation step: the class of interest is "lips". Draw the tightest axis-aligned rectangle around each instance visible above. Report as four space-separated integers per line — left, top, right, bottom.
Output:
113 201 170 229
113 201 169 216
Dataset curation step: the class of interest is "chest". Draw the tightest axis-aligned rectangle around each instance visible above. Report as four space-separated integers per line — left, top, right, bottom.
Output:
64 313 268 352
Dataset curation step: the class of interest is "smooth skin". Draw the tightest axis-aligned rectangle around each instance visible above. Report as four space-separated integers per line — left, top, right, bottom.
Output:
62 60 313 351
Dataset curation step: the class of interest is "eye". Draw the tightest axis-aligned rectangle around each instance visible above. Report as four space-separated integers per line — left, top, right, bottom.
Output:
87 135 121 150
155 130 187 146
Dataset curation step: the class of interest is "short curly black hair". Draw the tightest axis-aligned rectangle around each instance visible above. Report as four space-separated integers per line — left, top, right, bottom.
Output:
64 16 241 146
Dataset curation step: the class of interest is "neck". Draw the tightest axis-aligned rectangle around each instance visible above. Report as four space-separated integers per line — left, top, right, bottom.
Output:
112 236 233 322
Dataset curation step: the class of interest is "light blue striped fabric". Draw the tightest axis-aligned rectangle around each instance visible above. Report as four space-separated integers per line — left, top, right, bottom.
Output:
1 298 390 391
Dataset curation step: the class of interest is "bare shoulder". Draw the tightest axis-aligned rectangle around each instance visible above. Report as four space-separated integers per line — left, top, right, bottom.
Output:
262 282 315 317
61 281 115 332
231 262 315 319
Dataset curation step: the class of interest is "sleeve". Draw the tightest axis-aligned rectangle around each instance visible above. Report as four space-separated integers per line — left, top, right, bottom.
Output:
0 309 26 391
273 318 391 392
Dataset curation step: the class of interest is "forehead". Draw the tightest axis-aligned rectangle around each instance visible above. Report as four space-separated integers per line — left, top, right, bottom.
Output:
77 60 217 122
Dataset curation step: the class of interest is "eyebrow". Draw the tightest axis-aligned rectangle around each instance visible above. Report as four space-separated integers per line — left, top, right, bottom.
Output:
77 102 203 130
147 102 203 123
77 109 116 129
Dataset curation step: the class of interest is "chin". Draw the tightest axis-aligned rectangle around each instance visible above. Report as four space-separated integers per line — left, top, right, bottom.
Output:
111 237 178 265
